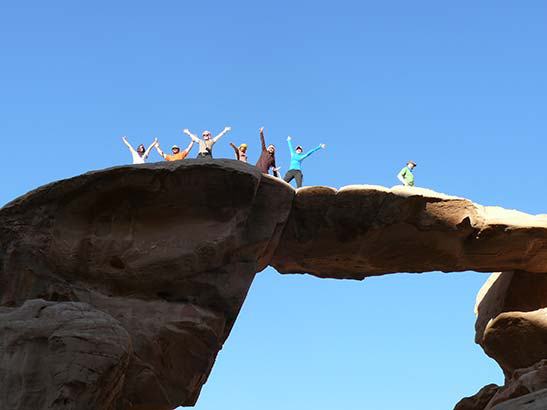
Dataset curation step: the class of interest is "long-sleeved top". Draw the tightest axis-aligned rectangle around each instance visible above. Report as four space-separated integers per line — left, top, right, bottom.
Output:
255 131 279 177
287 139 321 171
125 142 153 164
398 166 415 186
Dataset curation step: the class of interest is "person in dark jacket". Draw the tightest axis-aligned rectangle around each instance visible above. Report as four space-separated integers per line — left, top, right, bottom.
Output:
255 127 280 177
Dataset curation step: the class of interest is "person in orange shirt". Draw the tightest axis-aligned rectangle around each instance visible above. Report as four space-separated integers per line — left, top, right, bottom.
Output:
155 139 194 161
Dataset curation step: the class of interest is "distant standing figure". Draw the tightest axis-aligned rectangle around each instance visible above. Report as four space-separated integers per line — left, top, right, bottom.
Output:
283 136 325 188
155 138 194 161
184 127 231 158
230 142 248 162
255 127 280 177
397 161 417 186
122 136 157 164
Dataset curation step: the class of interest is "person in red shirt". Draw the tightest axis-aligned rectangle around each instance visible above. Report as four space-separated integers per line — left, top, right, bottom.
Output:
155 140 194 161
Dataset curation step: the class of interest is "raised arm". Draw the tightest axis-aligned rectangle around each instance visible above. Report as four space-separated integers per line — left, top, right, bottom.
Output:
183 129 200 142
183 140 195 154
301 144 324 160
260 127 266 151
213 126 231 143
287 136 295 154
143 138 158 159
122 136 136 153
154 143 166 159
229 142 240 159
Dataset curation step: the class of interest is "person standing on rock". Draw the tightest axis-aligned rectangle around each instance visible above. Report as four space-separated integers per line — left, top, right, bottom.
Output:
397 161 417 186
183 127 231 158
255 127 280 177
229 142 248 162
122 136 158 164
154 138 195 161
283 136 325 188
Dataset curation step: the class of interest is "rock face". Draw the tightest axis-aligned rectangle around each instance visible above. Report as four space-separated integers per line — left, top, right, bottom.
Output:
454 384 500 410
457 272 547 410
0 160 293 409
1 161 547 409
271 185 547 278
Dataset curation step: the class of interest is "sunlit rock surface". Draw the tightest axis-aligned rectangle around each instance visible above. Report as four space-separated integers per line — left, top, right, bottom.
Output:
1 161 546 409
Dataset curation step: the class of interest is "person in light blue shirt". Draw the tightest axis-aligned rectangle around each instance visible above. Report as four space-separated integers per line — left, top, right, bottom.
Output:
283 136 326 188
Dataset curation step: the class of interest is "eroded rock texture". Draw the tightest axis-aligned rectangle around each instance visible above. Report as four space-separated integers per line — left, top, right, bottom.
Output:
2 162 547 410
271 185 547 278
455 272 547 410
0 160 293 409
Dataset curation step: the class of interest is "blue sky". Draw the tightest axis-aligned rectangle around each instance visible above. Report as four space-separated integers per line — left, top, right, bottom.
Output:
1 1 546 409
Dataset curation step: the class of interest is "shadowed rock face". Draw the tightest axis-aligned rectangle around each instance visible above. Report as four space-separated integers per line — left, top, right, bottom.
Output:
0 160 294 409
455 273 547 410
271 185 547 278
1 161 547 409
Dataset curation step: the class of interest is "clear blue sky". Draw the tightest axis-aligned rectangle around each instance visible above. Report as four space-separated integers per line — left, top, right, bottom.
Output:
2 1 546 409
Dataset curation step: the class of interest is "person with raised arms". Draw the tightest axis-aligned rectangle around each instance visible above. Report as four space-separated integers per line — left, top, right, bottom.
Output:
183 127 231 158
229 142 248 162
283 136 325 188
155 138 195 161
122 136 157 164
255 127 280 177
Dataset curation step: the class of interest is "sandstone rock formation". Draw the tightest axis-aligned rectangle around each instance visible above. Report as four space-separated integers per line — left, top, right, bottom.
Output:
1 161 547 409
271 185 547 278
455 272 547 409
0 160 293 409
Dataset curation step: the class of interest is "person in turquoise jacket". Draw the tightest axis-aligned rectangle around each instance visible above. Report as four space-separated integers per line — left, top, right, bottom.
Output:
283 136 326 188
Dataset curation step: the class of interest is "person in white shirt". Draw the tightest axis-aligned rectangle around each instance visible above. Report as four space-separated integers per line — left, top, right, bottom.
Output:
122 136 157 164
183 127 231 158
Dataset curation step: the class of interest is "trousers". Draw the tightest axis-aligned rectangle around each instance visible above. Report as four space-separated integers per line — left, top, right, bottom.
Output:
283 169 303 188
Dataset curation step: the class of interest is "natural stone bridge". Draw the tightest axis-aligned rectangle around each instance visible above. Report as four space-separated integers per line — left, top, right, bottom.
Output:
1 160 546 410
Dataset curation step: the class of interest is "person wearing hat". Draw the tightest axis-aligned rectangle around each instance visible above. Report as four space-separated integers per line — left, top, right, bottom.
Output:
256 127 280 177
397 161 417 186
229 142 248 162
155 138 194 161
122 136 158 164
183 126 231 158
283 136 326 188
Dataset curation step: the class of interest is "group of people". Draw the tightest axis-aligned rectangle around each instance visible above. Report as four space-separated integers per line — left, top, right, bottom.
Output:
122 127 417 188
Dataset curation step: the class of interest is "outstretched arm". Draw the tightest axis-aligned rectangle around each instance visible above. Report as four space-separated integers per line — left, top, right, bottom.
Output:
155 143 166 159
122 136 136 153
213 126 231 143
229 142 240 159
183 129 200 142
183 140 195 154
301 143 325 160
143 138 158 159
260 127 266 151
287 136 295 154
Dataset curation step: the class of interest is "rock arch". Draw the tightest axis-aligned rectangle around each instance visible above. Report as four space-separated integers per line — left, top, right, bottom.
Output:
0 160 545 409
